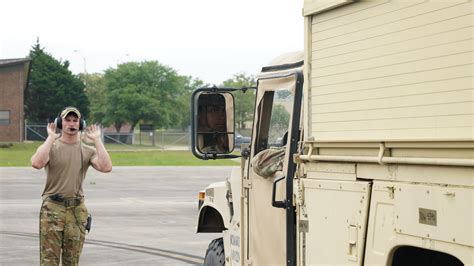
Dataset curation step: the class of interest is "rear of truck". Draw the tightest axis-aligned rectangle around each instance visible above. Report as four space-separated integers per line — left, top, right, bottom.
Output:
297 0 474 265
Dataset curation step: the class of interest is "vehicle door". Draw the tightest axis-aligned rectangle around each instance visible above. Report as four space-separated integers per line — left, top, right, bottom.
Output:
243 71 303 265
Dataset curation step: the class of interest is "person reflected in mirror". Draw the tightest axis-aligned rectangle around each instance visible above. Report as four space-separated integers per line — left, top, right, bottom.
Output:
198 94 229 153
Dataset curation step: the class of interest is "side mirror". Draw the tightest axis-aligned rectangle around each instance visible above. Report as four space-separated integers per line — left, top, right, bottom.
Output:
191 89 236 160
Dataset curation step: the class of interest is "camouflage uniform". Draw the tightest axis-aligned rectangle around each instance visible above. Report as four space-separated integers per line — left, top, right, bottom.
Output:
40 199 88 266
252 148 285 178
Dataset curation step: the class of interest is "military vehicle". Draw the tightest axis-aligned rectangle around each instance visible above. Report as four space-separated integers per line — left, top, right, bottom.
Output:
191 1 474 265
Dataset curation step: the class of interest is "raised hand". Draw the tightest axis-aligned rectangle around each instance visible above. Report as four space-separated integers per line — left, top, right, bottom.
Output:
85 124 102 142
85 124 112 173
46 123 60 139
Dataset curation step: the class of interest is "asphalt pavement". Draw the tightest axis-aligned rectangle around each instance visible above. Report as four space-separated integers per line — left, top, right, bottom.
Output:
0 166 234 265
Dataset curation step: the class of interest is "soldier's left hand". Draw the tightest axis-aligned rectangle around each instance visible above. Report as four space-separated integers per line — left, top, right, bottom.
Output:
85 124 102 142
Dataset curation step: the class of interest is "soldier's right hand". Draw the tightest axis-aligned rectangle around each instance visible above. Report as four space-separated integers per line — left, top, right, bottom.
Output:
47 123 60 139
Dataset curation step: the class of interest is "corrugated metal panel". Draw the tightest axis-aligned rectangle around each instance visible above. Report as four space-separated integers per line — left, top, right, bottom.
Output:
309 0 474 141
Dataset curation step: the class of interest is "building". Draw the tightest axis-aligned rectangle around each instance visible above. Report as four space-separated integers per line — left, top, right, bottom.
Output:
0 58 31 142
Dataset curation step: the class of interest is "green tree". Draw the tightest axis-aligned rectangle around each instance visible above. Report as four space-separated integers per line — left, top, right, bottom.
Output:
277 90 292 99
79 73 106 124
176 76 205 130
25 40 89 123
270 105 290 132
103 61 188 132
222 73 256 130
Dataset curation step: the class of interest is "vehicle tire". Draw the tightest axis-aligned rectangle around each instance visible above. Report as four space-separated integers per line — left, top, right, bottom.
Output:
203 237 225 266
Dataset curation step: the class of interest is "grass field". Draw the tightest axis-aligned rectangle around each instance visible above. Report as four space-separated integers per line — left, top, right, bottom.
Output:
0 142 239 167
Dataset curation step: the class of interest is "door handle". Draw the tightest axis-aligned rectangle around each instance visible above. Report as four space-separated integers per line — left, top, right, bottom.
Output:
272 176 286 208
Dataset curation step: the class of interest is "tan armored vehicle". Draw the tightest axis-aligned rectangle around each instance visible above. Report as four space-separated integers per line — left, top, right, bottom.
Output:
191 1 474 265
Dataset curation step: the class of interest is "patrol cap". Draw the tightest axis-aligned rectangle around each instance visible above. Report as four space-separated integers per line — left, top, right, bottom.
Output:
60 107 82 119
198 93 225 106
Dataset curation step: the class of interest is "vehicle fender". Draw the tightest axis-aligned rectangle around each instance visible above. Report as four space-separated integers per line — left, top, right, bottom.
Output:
196 181 231 233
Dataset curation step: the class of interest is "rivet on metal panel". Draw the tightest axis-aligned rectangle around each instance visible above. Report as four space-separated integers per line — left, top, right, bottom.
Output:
453 238 456 242
427 234 430 238
426 190 430 194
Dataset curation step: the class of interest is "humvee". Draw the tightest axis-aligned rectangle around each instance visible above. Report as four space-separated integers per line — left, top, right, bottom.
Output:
191 1 474 265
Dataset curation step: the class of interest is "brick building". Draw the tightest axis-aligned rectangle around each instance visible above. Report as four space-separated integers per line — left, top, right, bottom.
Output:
0 58 31 142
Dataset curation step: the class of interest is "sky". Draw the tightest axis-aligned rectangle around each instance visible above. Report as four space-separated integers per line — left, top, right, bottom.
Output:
1 0 304 85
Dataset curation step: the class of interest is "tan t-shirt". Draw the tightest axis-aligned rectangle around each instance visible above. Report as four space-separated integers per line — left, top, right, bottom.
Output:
42 139 97 198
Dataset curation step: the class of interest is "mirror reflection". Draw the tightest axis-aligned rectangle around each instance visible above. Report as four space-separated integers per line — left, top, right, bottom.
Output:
197 94 230 153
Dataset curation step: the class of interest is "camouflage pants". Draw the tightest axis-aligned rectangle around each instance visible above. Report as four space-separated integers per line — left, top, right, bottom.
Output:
39 200 88 266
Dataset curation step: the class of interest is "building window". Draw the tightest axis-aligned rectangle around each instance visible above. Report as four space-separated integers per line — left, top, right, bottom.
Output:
0 111 10 125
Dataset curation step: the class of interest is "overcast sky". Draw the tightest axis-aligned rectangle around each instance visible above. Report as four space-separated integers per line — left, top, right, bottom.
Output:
1 0 303 85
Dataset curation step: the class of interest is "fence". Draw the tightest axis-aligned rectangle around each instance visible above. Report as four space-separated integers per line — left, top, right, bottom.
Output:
25 123 191 151
25 124 48 141
134 129 190 150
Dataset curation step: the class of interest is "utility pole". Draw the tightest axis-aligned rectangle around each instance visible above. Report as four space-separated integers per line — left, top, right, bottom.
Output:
73 49 87 74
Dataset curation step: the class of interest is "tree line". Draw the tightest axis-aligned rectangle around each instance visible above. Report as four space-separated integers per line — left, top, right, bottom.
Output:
25 41 257 132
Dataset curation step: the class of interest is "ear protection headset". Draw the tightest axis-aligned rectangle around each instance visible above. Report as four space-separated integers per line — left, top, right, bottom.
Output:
54 107 86 131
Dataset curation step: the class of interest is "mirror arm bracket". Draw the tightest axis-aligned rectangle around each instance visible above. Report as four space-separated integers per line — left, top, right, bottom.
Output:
195 86 256 93
202 153 240 160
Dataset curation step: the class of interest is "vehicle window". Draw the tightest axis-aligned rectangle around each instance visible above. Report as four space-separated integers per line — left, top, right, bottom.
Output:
268 89 292 147
254 88 293 155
